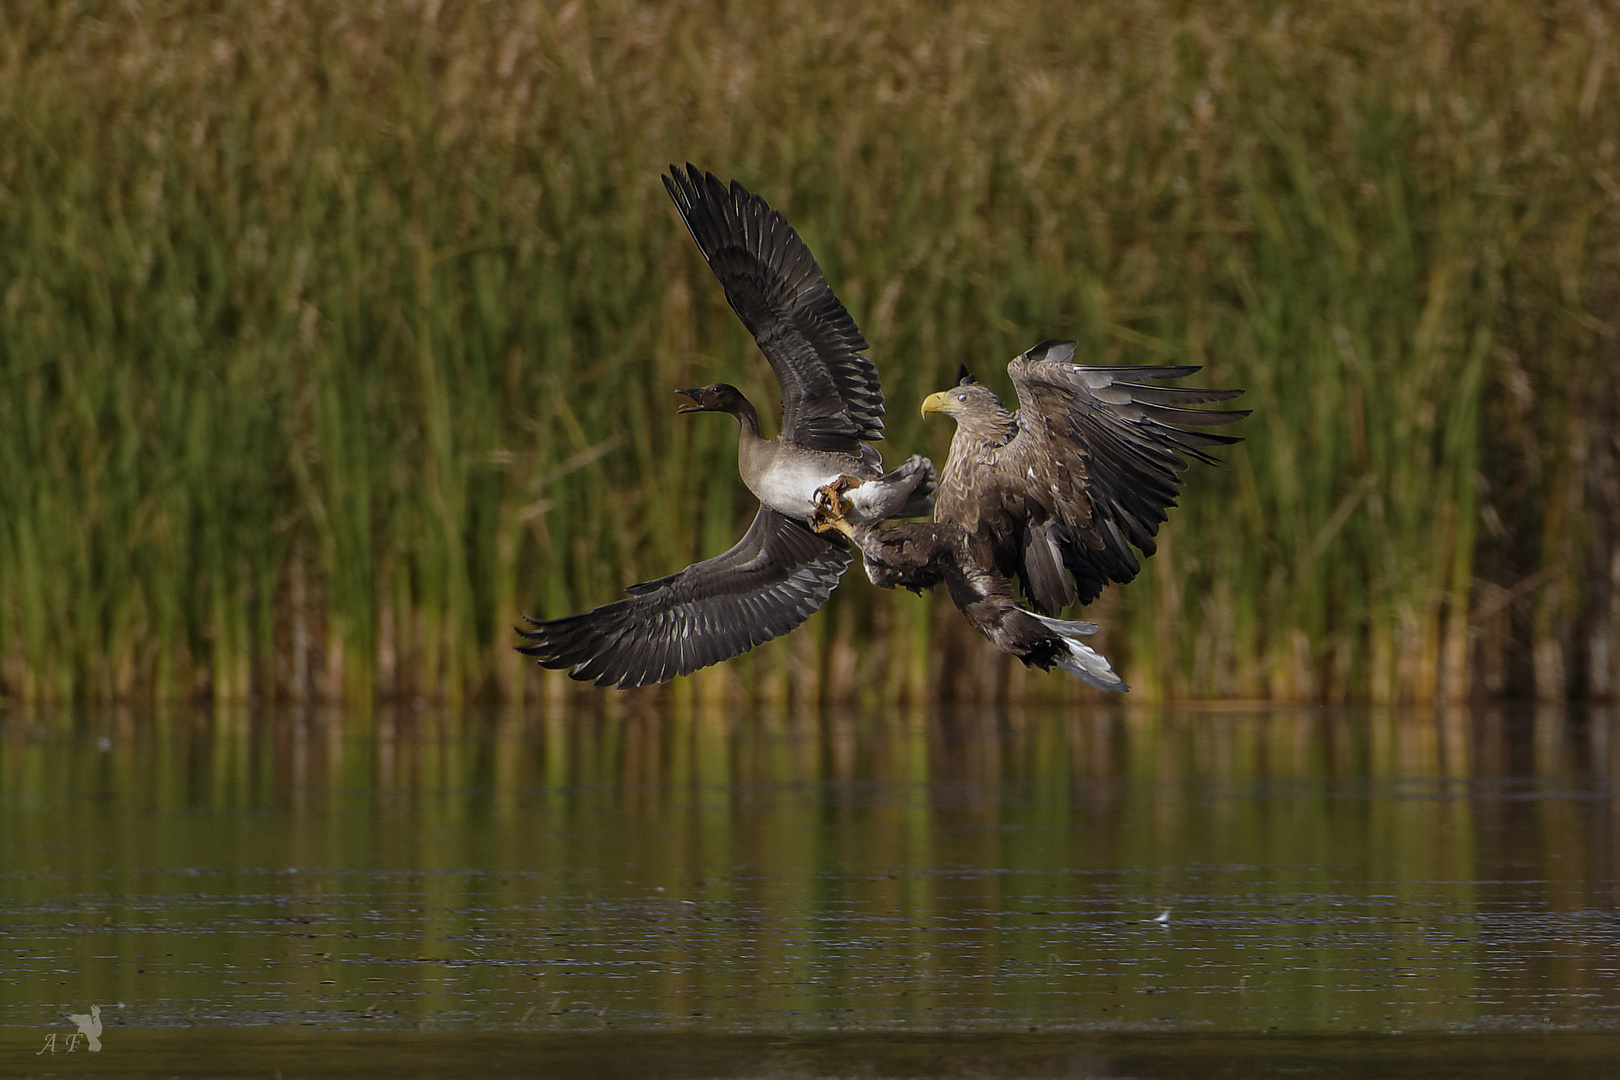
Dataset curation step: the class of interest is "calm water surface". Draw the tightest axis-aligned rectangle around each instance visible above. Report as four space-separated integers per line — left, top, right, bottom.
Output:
3 703 1618 1077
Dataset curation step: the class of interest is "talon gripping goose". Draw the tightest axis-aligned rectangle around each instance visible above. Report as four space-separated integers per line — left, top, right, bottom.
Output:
517 166 933 689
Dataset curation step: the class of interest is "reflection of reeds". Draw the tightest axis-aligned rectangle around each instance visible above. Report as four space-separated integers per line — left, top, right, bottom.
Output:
0 1 1614 705
4 703 1615 1030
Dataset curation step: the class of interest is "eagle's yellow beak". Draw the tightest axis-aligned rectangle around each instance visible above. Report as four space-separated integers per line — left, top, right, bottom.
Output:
920 391 951 418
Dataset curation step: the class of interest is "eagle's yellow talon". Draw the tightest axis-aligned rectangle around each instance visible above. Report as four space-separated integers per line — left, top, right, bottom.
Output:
811 482 857 538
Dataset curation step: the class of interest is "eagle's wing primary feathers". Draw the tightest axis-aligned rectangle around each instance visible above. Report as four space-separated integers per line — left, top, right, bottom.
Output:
517 508 850 689
1000 339 1247 608
662 164 884 454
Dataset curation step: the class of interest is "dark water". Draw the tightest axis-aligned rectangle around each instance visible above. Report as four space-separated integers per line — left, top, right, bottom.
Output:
3 704 1618 1077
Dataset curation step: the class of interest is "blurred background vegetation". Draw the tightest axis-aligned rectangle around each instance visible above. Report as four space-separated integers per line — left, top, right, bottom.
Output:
0 0 1616 708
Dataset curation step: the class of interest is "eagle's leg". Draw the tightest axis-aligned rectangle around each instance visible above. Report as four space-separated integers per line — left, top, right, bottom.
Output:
827 474 864 500
810 481 858 539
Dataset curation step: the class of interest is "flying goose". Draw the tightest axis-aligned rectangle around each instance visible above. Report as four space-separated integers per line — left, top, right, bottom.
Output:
516 166 933 689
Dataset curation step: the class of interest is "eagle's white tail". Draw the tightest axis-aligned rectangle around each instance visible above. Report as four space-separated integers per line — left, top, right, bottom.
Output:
1029 613 1129 693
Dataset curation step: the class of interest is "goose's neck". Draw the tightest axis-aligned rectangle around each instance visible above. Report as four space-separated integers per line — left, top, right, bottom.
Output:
730 394 764 441
730 394 777 484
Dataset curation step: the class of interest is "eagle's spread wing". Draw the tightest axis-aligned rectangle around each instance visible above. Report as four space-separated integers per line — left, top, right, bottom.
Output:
998 339 1247 610
517 508 850 688
662 164 884 454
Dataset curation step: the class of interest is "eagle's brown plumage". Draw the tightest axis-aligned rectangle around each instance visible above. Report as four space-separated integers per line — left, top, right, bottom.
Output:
807 337 1244 691
821 515 1127 691
923 339 1247 616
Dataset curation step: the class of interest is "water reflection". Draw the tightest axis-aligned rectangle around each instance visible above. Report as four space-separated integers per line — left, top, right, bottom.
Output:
2 704 1617 1042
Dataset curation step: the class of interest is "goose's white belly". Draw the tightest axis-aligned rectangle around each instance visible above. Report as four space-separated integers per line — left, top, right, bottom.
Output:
748 456 850 518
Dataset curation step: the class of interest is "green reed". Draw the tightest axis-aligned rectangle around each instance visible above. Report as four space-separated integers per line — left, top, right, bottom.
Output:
0 0 1614 706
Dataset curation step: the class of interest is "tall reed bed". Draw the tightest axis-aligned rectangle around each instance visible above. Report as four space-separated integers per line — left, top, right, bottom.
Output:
0 0 1615 706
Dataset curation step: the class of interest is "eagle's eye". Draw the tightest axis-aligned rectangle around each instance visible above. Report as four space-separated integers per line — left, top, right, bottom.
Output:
956 393 968 403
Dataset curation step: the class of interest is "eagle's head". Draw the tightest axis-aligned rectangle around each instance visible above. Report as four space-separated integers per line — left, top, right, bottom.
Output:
920 369 1016 442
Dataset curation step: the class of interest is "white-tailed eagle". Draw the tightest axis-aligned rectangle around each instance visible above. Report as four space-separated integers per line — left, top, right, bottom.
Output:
814 338 1245 691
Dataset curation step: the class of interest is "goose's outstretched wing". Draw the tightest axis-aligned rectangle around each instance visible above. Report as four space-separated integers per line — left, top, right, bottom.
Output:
997 339 1247 610
662 164 883 454
517 508 850 688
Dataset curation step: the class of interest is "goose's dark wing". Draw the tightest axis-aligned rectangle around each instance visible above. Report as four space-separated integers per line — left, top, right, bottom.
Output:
517 508 850 688
662 164 883 454
996 339 1247 609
